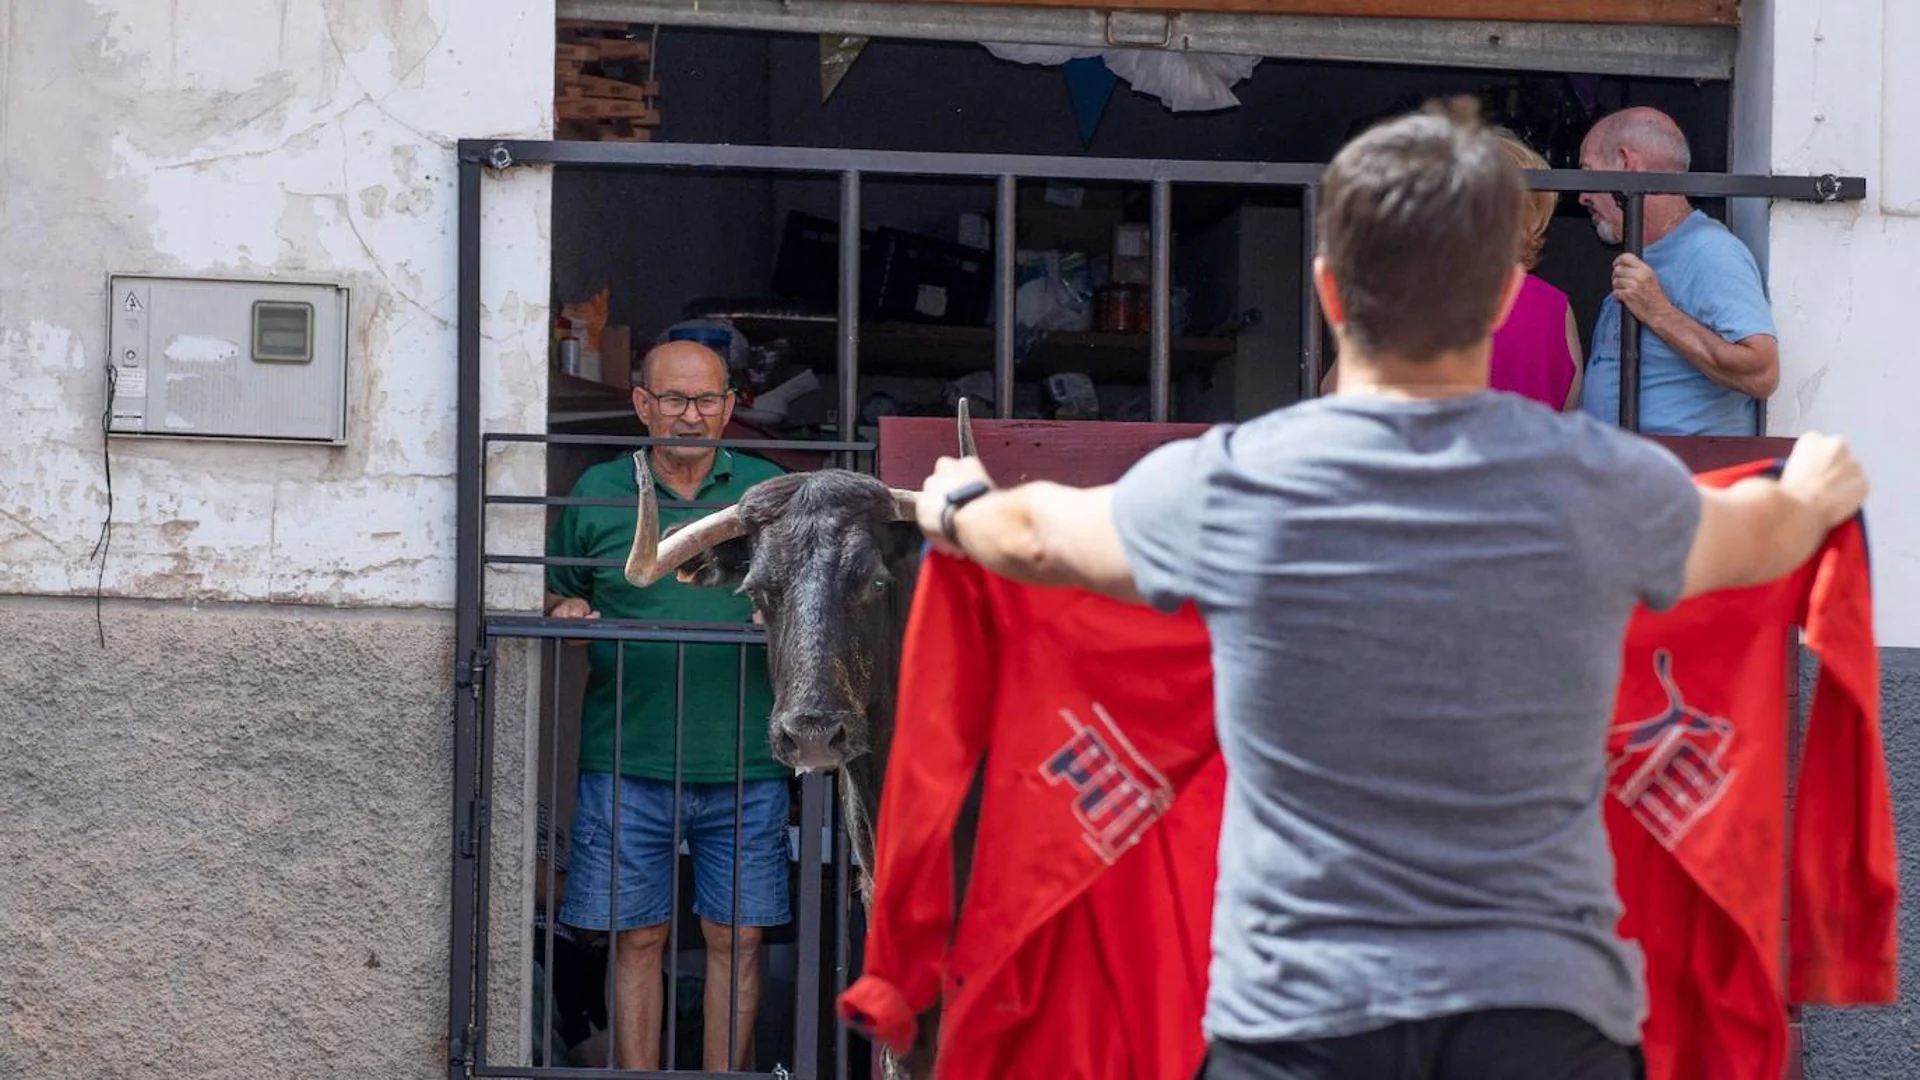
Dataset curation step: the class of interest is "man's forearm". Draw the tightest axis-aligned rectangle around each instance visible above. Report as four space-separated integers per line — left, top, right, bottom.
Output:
944 481 1144 603
947 484 1067 587
1642 306 1777 397
1700 478 1836 593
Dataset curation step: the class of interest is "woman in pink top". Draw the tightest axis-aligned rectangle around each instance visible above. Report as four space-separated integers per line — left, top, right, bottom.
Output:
1486 127 1584 411
1321 129 1584 411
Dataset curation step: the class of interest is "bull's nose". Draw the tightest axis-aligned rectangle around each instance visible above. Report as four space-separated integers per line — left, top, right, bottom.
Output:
770 715 854 771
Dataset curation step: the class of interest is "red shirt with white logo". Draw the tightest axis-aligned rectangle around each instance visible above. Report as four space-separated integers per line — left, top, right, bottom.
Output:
1605 459 1897 1080
837 553 1222 1080
841 461 1898 1080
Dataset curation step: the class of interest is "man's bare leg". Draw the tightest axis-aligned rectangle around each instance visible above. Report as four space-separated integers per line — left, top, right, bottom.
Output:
700 919 764 1070
612 923 669 1069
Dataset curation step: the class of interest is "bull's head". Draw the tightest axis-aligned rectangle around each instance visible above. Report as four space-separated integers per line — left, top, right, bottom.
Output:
623 402 977 774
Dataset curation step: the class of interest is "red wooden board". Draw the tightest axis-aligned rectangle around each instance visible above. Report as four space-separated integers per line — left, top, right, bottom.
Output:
877 417 1210 488
878 418 1794 489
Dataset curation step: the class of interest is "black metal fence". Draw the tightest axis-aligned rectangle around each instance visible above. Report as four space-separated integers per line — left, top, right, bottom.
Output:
450 138 1865 1080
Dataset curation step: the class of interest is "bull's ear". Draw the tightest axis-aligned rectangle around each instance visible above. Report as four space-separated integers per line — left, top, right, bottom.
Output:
675 536 753 589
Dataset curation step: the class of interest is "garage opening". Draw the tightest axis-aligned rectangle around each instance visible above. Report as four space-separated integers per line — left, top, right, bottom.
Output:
469 10 1841 1080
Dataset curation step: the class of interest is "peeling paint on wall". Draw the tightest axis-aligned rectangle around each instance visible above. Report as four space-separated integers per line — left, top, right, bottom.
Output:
0 0 554 610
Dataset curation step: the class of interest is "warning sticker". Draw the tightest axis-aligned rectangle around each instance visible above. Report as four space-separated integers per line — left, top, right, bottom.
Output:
122 290 143 312
114 366 147 405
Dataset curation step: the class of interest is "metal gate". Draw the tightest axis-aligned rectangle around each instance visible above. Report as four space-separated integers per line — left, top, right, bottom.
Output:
450 137 1864 1080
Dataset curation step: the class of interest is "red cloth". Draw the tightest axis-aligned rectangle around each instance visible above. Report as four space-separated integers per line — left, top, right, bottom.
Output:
842 459 1898 1080
837 553 1222 1080
1605 459 1898 1080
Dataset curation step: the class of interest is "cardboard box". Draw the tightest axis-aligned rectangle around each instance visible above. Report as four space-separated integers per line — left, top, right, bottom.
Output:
597 325 634 390
1112 223 1151 285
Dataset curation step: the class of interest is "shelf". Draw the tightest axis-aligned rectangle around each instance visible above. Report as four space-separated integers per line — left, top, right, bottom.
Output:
729 317 1236 383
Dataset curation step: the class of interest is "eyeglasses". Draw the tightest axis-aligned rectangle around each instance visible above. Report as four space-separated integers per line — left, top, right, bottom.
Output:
642 388 732 416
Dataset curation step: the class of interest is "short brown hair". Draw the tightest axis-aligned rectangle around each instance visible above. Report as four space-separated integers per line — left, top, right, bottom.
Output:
1317 97 1524 361
1490 126 1555 270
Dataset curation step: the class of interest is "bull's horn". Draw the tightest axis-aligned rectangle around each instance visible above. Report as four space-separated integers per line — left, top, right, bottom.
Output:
957 396 977 459
880 398 980 522
888 488 919 522
623 450 749 587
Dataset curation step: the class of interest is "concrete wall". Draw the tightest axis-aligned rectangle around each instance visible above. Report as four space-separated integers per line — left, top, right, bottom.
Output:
1761 0 1920 650
0 2 552 1077
1743 2 1920 1073
0 0 551 611
0 599 527 1079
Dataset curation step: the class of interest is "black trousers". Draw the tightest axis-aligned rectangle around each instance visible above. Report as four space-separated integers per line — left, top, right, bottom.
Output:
1197 1009 1644 1080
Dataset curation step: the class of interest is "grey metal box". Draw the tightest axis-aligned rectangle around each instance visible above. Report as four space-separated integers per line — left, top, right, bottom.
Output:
106 274 350 444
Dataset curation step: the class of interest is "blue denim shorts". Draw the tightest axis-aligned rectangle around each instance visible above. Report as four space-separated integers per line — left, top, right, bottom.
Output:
559 772 793 931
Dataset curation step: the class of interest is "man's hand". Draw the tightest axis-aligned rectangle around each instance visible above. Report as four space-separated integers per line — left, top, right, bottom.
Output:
1779 431 1870 530
545 593 599 646
1681 430 1869 600
549 596 599 620
915 456 995 557
1611 253 1675 324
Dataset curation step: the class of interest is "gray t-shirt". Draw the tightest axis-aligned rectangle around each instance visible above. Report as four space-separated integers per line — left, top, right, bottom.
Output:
1110 391 1702 1049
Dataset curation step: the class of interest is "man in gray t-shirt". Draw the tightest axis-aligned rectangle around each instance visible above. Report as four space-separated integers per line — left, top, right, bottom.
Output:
910 99 1867 1079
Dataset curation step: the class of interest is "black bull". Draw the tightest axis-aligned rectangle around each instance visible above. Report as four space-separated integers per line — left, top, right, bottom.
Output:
622 407 981 1078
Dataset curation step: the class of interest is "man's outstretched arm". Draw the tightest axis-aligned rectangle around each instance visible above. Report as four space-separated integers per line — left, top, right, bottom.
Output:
912 456 1143 605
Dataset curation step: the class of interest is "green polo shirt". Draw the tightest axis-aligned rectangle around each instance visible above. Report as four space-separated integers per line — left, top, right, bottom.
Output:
546 449 788 783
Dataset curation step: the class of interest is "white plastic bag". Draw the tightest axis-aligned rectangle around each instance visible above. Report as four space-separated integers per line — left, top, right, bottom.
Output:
981 43 1260 113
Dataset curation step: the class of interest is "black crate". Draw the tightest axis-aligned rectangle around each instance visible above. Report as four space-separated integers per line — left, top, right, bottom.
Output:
771 212 992 327
868 226 992 326
771 211 882 315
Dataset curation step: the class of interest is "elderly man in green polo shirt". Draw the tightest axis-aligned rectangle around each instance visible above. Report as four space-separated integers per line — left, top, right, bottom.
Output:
544 339 789 1071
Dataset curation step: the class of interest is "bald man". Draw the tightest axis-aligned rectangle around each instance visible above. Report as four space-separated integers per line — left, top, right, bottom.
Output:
1576 106 1780 436
545 340 790 1071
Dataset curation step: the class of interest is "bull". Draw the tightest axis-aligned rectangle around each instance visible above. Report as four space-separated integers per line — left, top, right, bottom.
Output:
621 404 981 1079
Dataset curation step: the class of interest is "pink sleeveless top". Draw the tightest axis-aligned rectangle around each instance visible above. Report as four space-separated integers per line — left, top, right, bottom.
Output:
1490 273 1576 410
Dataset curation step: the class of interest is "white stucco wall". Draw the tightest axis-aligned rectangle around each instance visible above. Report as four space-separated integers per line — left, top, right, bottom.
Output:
0 0 553 611
1762 0 1920 648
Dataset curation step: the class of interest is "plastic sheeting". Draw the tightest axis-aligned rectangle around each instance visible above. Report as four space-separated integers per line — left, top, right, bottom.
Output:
982 43 1261 113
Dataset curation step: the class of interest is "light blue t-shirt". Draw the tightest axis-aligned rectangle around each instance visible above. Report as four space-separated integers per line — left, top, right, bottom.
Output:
1579 210 1776 436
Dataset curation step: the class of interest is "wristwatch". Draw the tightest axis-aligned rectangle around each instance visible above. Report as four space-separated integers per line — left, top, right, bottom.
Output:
939 480 993 546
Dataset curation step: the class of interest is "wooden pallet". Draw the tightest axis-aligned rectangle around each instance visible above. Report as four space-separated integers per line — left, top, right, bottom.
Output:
554 18 661 141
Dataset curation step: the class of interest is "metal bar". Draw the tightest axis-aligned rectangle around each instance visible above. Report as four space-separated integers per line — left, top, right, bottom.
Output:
555 0 1738 80
541 642 563 1068
666 644 684 1071
794 773 826 1079
994 175 1016 420
488 495 742 510
833 779 851 1080
1149 179 1173 422
838 171 861 471
474 1066 789 1080
484 433 874 451
447 154 484 1080
472 653 498 1065
607 645 625 1070
1619 194 1646 432
488 555 646 569
486 616 767 645
464 139 1864 204
1300 184 1323 400
729 647 747 1068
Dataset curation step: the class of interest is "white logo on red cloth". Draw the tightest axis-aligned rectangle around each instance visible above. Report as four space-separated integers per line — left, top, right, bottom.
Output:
1606 649 1738 850
1040 702 1175 864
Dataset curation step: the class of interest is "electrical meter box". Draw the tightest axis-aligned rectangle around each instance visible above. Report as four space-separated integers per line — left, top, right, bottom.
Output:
107 274 350 444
